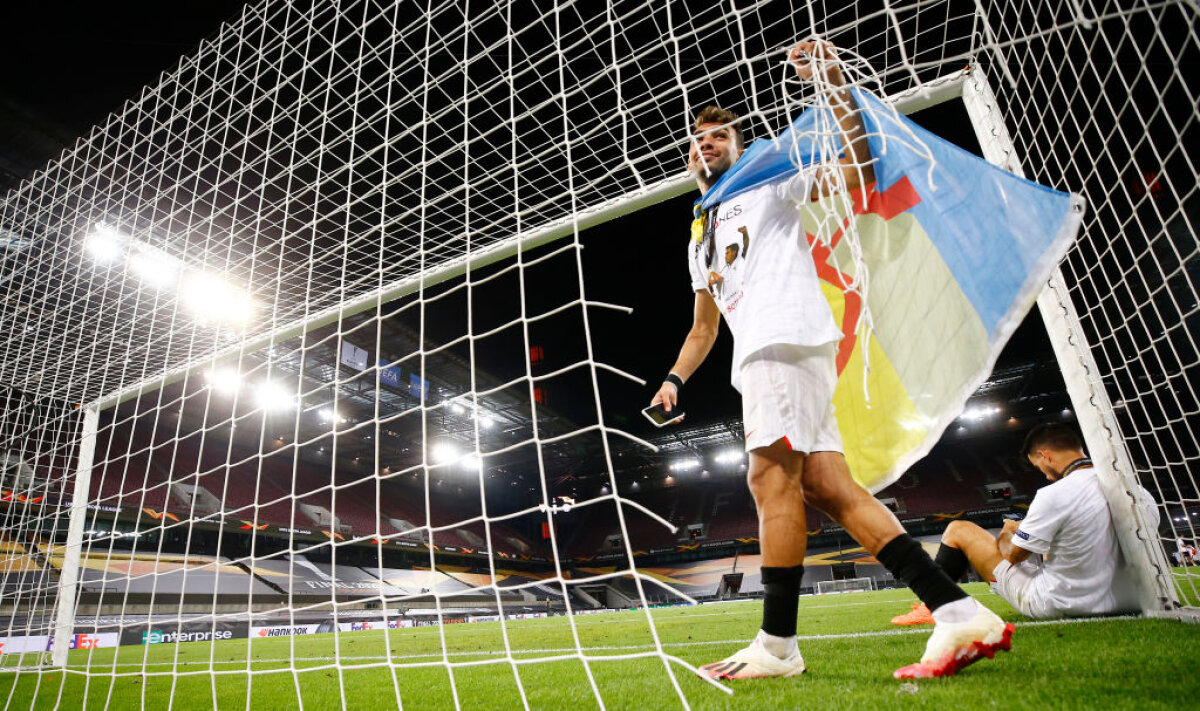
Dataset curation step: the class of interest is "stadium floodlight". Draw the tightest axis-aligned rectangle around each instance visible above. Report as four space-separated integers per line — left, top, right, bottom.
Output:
714 449 744 465
84 223 124 263
450 400 467 415
253 381 295 412
318 407 347 424
203 367 242 396
179 271 254 325
478 414 495 429
960 405 1001 421
430 441 459 464
461 453 482 471
669 459 701 472
126 245 180 289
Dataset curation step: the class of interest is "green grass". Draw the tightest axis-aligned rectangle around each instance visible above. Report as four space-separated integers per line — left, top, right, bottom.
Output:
1172 566 1200 606
2 584 1197 709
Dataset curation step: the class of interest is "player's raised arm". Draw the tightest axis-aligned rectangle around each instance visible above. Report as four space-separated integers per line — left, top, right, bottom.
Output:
651 290 720 413
789 40 875 196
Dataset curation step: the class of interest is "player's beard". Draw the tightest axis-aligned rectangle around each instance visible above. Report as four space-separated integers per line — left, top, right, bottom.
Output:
693 155 733 191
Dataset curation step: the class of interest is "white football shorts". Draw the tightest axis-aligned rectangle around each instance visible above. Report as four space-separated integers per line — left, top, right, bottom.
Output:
991 559 1050 619
740 343 842 454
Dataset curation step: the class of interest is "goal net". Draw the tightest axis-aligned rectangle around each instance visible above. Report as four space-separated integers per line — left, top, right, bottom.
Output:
0 0 1195 708
815 578 875 595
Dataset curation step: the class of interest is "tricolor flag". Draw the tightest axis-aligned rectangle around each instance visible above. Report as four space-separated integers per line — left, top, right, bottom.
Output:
698 88 1083 492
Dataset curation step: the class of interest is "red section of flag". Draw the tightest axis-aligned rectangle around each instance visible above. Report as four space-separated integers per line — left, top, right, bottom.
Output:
806 177 922 375
541 522 551 539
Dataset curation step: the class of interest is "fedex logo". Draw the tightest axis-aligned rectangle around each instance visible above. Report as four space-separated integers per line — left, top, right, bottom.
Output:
346 621 401 632
44 634 100 651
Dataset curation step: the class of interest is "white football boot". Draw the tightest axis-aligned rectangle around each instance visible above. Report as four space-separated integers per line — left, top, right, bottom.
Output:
893 603 1014 679
699 631 807 680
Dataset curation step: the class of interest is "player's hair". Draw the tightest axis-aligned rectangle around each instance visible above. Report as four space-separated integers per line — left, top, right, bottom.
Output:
692 105 744 149
1021 423 1085 457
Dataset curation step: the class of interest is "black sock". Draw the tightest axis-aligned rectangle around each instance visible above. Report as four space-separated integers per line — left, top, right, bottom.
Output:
876 534 967 612
934 543 970 582
760 565 804 638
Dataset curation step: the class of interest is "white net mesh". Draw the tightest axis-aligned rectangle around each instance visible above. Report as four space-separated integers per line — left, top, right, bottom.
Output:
966 0 1198 610
0 0 1196 707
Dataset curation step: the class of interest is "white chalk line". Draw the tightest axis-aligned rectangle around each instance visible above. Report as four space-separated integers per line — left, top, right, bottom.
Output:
58 613 1141 670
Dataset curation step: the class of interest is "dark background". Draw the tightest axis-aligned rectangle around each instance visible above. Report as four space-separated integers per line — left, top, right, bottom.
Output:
0 0 1067 488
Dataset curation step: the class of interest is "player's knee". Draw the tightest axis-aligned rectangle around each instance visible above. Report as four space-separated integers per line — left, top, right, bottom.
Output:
942 519 970 544
800 480 834 512
745 465 774 499
801 474 862 515
746 464 799 503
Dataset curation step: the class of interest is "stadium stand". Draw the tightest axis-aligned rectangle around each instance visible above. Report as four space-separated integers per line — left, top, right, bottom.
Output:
563 440 1050 559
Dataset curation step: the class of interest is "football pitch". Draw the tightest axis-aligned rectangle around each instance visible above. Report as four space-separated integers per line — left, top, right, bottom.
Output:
2 583 1197 710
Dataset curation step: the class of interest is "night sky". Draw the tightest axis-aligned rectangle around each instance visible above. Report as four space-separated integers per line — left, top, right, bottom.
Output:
0 1 1059 444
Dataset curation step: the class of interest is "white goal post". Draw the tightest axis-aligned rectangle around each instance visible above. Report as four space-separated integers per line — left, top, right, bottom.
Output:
959 71 1179 615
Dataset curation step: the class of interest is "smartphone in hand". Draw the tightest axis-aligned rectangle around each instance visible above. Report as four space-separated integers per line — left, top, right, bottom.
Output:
642 403 685 428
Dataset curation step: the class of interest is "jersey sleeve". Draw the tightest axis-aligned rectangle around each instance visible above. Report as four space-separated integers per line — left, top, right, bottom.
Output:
687 237 706 292
1012 488 1060 555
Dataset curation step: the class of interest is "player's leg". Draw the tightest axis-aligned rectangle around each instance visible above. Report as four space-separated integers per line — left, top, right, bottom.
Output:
749 438 808 647
699 346 813 681
801 452 974 616
751 439 809 567
801 452 1013 678
699 438 809 680
890 520 1002 625
938 520 1004 581
801 451 902 551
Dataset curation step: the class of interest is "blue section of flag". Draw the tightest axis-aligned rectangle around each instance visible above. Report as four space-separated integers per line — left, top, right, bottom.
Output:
853 91 1077 337
697 88 1079 340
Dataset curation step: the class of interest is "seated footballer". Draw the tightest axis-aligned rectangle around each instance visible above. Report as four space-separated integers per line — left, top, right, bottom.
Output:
892 423 1158 625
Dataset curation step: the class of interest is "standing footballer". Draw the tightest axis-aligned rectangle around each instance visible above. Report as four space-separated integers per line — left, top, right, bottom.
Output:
651 39 1014 680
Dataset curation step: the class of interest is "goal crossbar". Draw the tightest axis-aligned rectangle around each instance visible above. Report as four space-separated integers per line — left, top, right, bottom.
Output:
90 70 971 413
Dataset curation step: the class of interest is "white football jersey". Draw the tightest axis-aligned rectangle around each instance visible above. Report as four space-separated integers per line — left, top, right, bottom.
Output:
1012 466 1155 616
688 170 843 391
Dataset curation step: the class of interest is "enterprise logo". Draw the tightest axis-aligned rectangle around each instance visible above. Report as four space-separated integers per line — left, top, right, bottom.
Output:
143 629 233 644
